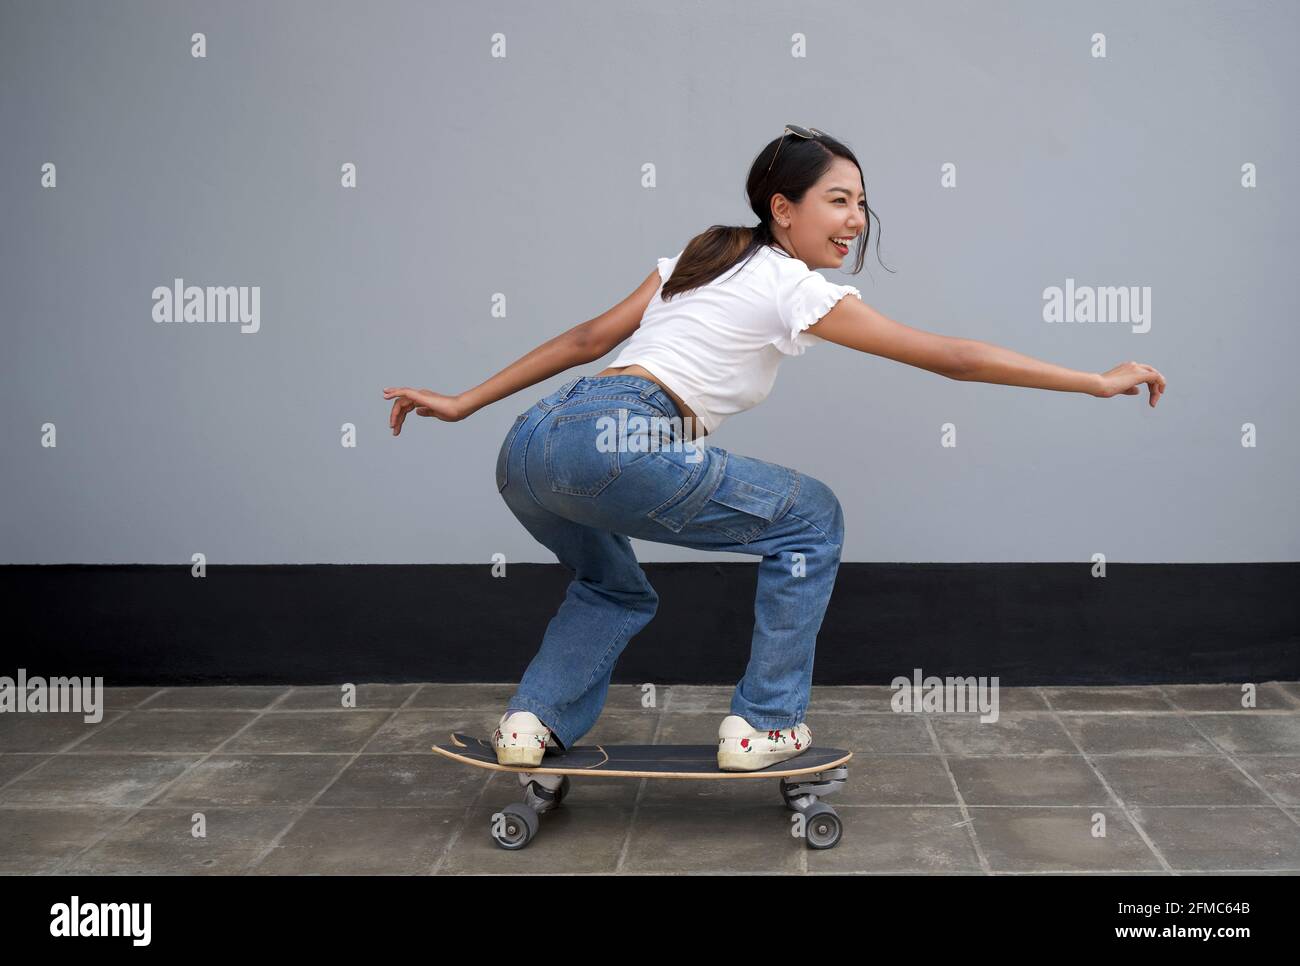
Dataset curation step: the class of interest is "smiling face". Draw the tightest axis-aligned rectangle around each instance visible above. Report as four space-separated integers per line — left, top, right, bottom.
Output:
768 156 868 269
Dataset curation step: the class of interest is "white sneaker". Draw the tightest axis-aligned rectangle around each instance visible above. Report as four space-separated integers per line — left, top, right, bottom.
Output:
493 710 559 766
717 714 812 771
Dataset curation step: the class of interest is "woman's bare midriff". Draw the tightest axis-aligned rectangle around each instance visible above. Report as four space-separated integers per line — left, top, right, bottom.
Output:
594 365 708 440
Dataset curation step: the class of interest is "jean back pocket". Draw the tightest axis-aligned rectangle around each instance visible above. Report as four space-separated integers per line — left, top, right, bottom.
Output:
543 406 628 497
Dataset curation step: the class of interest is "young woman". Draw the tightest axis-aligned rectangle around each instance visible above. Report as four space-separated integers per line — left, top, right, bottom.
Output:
383 125 1166 781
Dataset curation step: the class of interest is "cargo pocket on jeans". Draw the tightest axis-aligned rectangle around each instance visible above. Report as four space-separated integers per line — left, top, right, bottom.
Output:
700 471 795 544
496 413 529 492
681 452 800 543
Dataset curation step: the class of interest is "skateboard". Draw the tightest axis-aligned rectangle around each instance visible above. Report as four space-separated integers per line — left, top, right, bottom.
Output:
432 733 853 850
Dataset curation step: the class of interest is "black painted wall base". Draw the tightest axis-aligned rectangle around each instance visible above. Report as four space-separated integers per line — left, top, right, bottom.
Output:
5 563 1297 687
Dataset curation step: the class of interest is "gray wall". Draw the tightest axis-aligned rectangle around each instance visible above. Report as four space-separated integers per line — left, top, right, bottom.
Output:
2 0 1296 564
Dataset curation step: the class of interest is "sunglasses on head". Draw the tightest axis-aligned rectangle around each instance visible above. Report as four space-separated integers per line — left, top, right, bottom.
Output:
765 125 827 179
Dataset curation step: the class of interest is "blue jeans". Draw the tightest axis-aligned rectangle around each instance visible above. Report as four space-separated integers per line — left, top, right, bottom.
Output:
495 375 845 751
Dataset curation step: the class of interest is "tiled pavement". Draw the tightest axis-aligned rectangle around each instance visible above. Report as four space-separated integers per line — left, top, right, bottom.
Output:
2 682 1298 875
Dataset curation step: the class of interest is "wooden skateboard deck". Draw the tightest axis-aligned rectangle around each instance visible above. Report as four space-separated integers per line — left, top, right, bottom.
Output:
432 732 853 778
434 733 853 850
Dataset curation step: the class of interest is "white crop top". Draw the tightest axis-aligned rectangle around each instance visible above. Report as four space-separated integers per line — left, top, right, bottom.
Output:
606 243 861 434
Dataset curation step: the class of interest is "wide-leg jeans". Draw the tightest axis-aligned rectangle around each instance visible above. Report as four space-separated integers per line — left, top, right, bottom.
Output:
494 375 844 751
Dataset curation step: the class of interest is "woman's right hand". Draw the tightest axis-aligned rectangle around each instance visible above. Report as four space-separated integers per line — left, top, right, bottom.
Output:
383 386 468 435
1093 361 1167 407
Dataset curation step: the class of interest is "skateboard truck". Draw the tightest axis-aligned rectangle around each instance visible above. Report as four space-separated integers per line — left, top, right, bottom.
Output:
780 765 848 849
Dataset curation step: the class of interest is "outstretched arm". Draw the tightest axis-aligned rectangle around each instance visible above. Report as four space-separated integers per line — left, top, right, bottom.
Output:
947 339 1165 406
953 338 1100 394
383 327 598 435
384 268 663 435
460 327 601 416
810 296 1166 406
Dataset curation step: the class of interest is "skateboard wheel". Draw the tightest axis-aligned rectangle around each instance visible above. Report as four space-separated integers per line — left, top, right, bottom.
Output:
556 775 571 805
492 805 539 850
802 803 842 850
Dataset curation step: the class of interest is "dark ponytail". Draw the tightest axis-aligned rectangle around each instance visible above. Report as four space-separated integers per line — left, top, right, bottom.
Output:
660 224 770 301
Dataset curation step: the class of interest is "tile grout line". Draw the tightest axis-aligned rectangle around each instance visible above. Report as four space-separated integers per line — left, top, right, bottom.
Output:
1039 689 1175 874
921 714 993 875
0 702 146 787
614 687 671 873
1154 685 1300 831
43 687 305 874
241 686 427 874
0 688 169 850
426 692 501 875
0 692 156 792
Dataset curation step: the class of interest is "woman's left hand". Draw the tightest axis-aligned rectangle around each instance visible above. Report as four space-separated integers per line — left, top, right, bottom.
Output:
382 387 468 435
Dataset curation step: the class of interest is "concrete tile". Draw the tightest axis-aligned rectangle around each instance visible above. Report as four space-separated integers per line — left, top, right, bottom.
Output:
0 753 52 787
0 807 132 874
803 712 936 754
668 685 1049 715
151 755 353 807
249 807 462 874
902 687 1052 714
931 713 1077 756
1234 756 1300 806
1094 756 1277 806
810 870 989 876
569 709 663 745
1057 714 1222 755
971 807 1162 872
991 870 1172 876
827 755 955 806
836 686 1049 714
620 804 805 873
71 710 258 753
1041 686 1176 712
660 685 735 712
950 756 1113 806
1187 713 1300 755
139 687 289 710
275 684 422 710
372 709 499 753
1162 682 1300 712
652 710 736 746
0 710 128 752
408 683 530 709
804 806 981 873
320 754 486 807
218 711 392 753
1129 805 1300 871
60 806 300 874
0 753 203 807
99 687 168 711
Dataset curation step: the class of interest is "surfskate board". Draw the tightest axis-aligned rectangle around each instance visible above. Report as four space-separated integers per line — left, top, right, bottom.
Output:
432 732 853 850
